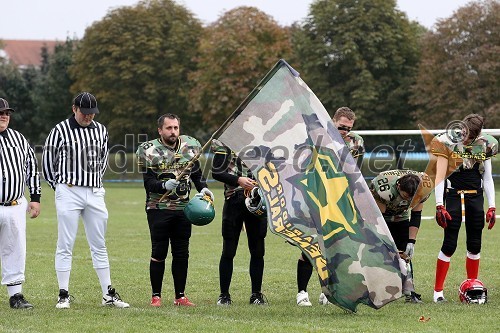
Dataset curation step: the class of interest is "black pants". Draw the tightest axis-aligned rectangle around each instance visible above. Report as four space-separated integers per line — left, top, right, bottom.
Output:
441 190 484 256
147 209 192 297
219 191 267 294
386 219 410 252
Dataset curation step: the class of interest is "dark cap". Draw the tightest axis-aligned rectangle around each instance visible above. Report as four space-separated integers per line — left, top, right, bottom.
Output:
0 98 15 113
73 92 99 115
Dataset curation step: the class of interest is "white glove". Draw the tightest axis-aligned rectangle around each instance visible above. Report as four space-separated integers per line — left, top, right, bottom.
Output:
163 179 180 191
200 187 214 201
404 242 415 260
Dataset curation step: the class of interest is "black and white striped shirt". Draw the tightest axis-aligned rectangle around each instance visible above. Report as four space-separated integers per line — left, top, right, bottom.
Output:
0 128 41 203
43 115 109 189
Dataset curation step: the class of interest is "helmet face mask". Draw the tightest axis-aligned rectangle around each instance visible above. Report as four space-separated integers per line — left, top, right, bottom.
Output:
459 279 487 304
245 187 266 217
184 194 215 226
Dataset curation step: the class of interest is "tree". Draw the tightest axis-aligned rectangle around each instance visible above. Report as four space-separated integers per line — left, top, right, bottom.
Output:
188 6 292 136
30 39 77 143
411 0 500 128
70 0 203 145
291 0 422 130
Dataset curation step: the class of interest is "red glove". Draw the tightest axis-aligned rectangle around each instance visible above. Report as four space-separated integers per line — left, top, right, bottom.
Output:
486 207 496 230
435 205 451 228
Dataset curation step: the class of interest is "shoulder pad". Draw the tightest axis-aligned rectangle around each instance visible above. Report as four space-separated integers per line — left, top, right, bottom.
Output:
180 135 202 148
477 134 498 157
211 139 229 154
431 133 454 158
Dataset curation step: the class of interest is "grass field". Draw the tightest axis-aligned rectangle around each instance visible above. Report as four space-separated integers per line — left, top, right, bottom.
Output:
0 182 499 333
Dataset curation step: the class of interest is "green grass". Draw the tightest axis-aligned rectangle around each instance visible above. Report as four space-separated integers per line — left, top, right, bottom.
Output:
0 182 499 332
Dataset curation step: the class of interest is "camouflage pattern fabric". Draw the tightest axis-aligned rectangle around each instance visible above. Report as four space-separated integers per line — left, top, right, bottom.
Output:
136 135 202 210
344 131 364 160
431 132 498 173
370 170 433 222
211 139 255 199
215 60 404 312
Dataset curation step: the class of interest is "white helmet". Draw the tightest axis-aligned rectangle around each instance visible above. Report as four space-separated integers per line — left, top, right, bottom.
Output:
245 187 266 217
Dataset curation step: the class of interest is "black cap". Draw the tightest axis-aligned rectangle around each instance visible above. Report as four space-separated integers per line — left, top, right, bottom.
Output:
0 98 15 112
73 92 99 115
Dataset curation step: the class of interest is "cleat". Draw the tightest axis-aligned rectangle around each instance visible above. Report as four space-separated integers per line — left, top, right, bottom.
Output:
318 292 331 305
174 296 195 306
9 293 33 309
249 292 268 305
150 295 161 307
56 289 72 309
405 291 423 304
217 293 232 306
102 286 129 308
433 290 446 303
296 290 312 306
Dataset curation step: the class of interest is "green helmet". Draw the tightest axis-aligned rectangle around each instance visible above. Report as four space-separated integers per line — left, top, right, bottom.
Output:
184 194 215 226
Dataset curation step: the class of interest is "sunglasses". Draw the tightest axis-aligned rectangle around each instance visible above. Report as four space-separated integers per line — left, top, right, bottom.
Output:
337 125 352 132
0 111 11 116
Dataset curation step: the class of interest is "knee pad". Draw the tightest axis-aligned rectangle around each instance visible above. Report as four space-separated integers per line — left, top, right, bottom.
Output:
151 241 168 261
466 239 481 255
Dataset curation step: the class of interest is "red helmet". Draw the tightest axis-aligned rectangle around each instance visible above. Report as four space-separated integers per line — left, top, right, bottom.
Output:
459 279 487 304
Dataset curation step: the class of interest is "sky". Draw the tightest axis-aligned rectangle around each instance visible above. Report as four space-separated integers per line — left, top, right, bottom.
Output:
1 0 474 40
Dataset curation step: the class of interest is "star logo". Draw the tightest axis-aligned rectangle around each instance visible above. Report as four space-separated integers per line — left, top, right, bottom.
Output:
298 146 358 241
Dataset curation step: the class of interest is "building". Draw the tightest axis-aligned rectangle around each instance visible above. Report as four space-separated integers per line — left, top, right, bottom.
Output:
0 39 60 69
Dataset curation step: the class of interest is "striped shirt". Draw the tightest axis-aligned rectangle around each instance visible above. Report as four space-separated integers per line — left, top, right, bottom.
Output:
43 115 109 189
0 128 41 203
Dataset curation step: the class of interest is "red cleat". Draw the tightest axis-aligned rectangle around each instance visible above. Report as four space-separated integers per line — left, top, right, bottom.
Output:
173 296 195 306
150 296 161 307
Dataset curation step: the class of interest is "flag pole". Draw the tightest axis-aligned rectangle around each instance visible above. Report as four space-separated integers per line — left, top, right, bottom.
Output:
159 59 296 202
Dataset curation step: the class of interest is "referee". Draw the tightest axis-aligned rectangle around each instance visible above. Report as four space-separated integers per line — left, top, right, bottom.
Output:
0 98 41 309
43 92 129 309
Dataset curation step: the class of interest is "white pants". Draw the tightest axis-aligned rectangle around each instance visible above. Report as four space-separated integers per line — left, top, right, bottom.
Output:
54 184 109 272
0 197 28 285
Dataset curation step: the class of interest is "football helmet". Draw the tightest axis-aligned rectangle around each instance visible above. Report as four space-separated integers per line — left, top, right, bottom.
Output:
245 187 266 217
459 278 487 304
184 194 215 226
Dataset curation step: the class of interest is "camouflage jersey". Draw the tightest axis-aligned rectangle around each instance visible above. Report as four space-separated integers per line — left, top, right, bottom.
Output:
370 169 433 223
136 135 206 210
343 131 364 161
431 132 498 190
211 139 255 199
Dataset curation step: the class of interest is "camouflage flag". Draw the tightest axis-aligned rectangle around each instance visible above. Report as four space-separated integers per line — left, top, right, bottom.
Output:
214 60 404 312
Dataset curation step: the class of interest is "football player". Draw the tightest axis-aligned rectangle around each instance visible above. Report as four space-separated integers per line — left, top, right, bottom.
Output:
431 114 497 303
370 169 433 303
296 107 364 306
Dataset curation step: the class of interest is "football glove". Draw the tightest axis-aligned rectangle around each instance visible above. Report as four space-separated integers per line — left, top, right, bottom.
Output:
405 240 415 260
163 179 180 191
200 187 214 201
486 207 496 230
435 205 451 228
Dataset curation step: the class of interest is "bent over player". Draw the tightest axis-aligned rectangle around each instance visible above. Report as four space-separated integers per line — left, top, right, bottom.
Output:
136 113 213 307
0 98 41 309
431 114 497 303
370 169 433 303
43 92 129 309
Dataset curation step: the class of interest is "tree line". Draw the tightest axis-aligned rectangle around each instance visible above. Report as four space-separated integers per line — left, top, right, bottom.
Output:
0 0 498 148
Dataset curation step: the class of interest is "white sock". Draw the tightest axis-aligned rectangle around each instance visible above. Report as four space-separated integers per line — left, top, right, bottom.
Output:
56 270 71 291
7 284 22 297
95 267 111 296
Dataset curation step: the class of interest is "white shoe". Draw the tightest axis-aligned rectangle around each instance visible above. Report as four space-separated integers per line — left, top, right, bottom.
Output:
318 292 331 305
56 289 71 309
433 290 446 303
296 290 312 306
102 287 130 308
